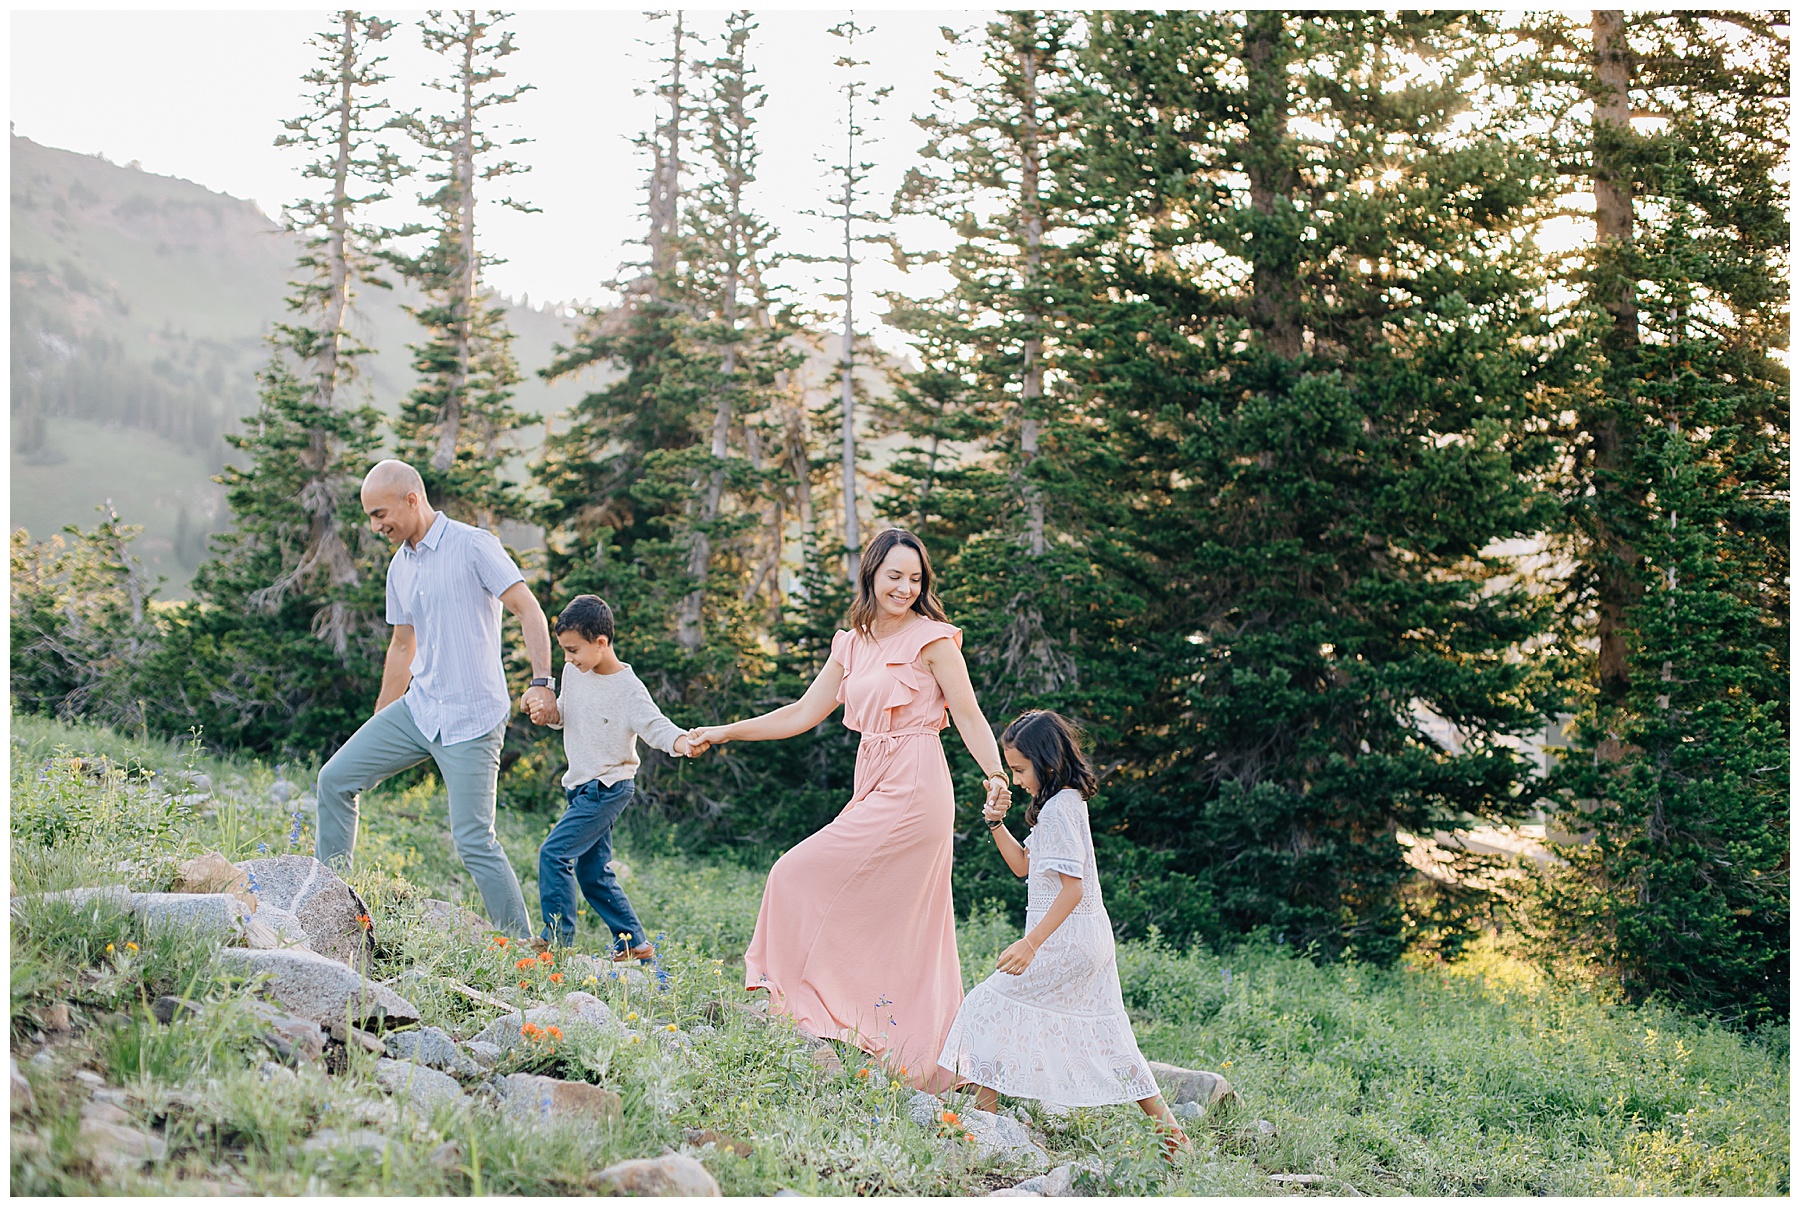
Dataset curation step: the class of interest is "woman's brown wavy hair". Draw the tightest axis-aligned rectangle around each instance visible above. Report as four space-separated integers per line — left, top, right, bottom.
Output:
846 528 949 638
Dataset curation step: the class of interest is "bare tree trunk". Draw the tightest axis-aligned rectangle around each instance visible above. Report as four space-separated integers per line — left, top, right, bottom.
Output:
1589 8 1643 699
432 24 479 476
1016 14 1047 558
839 77 860 579
1243 11 1303 360
648 13 684 285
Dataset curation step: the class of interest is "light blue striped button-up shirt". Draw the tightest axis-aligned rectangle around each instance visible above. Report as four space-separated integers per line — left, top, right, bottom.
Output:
384 512 526 745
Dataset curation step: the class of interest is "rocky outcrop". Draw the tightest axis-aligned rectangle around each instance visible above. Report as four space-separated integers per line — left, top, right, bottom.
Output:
216 947 419 1031
234 856 375 969
593 1153 721 1196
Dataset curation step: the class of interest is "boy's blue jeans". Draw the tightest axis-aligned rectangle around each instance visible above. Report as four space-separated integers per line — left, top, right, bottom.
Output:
538 777 646 951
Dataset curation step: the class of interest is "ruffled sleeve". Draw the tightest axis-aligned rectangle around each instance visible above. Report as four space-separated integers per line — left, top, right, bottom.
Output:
869 617 961 719
1025 791 1088 879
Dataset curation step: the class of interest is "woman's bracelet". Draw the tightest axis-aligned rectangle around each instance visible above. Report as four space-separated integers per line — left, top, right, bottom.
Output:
985 818 1004 831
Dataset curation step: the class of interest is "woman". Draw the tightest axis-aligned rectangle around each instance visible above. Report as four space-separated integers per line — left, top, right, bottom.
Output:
686 529 1009 1090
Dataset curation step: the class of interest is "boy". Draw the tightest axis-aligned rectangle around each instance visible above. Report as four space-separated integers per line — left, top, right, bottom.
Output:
523 594 693 958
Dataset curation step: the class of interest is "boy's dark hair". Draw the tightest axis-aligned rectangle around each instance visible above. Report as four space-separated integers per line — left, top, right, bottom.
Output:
554 594 615 644
1000 710 1099 827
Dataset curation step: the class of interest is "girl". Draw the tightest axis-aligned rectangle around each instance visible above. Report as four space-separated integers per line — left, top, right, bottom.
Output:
936 709 1190 1155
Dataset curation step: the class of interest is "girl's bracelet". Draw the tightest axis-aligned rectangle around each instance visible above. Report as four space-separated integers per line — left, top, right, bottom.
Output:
1024 934 1039 953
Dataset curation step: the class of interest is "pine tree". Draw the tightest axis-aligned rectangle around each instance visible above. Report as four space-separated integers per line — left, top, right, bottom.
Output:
11 505 161 733
1029 12 1559 960
143 11 401 754
1512 12 1789 1021
888 12 1088 713
393 8 536 528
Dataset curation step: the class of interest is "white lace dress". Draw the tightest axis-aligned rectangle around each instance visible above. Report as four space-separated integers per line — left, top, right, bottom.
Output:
936 788 1158 1106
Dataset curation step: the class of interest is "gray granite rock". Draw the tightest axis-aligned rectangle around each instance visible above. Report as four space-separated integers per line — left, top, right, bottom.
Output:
497 1073 622 1126
301 1128 392 1157
239 903 311 951
217 947 419 1031
1147 1060 1233 1108
463 1040 502 1068
374 1057 466 1113
132 891 250 936
907 1092 1050 1170
469 991 616 1052
10 885 133 917
593 1153 720 1196
11 1058 33 1116
234 855 375 970
385 1026 483 1078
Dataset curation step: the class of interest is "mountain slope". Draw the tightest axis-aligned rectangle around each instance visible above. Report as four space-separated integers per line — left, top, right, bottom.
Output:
10 134 585 591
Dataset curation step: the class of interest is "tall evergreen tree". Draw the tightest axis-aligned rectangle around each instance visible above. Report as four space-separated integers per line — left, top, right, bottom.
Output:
1016 12 1560 960
1511 12 1789 1021
143 11 401 753
889 12 1088 713
393 8 536 528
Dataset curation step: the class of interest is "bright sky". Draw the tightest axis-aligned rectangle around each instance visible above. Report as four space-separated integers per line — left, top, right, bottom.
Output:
10 9 987 349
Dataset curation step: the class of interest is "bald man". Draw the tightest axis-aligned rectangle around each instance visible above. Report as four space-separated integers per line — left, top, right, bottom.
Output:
311 459 555 937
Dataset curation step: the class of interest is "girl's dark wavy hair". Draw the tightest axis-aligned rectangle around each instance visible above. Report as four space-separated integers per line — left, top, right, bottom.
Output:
1001 710 1098 827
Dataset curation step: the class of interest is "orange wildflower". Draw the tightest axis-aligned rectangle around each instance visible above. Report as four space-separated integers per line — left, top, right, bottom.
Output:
521 1022 540 1037
356 913 372 930
520 981 531 989
940 1110 959 1125
547 1026 563 1040
537 951 554 965
856 1068 870 1079
549 972 563 984
493 936 510 949
516 958 535 970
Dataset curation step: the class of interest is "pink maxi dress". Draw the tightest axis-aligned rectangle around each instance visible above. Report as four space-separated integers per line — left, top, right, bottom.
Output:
743 617 966 1091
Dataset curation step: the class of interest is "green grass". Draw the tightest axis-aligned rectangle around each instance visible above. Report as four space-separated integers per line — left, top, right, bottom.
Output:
9 713 1789 1195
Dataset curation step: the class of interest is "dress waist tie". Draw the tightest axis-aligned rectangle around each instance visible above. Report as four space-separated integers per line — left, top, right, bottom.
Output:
856 725 945 754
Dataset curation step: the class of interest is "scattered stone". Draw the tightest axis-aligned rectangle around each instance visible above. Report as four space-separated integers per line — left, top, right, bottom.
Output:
300 1128 392 1157
989 1188 1039 1198
29 1052 54 1068
773 1190 805 1198
132 891 251 937
385 1026 483 1078
240 903 310 951
606 858 632 881
469 991 616 1053
39 1002 71 1033
171 852 253 909
1268 1173 1327 1186
79 1100 166 1170
1256 1119 1278 1138
258 1011 326 1064
683 1127 754 1157
1170 1100 1204 1120
11 1058 34 1115
269 778 299 804
73 1069 106 1088
258 1061 297 1084
592 1153 721 1197
1039 1162 1104 1196
809 1045 844 1075
497 1073 622 1126
218 947 419 1031
464 1040 502 1068
417 898 490 942
234 855 376 969
152 996 202 1025
430 1139 464 1170
907 1092 1050 1170
374 1058 467 1113
330 1022 389 1055
1147 1061 1234 1109
691 1024 717 1038
175 771 212 793
10 885 133 917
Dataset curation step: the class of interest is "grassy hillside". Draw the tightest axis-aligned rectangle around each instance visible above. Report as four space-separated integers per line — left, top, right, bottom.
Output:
9 134 586 593
10 713 1788 1196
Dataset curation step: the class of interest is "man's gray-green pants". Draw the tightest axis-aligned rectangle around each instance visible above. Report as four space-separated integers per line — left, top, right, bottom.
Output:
314 700 532 937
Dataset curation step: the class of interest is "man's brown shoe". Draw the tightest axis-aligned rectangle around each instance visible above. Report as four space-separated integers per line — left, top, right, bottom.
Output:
612 944 654 963
528 936 552 955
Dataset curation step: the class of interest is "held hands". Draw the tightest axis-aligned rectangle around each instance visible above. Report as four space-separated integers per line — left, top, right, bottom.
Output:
982 773 1011 819
996 936 1038 976
520 686 558 726
683 726 731 757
